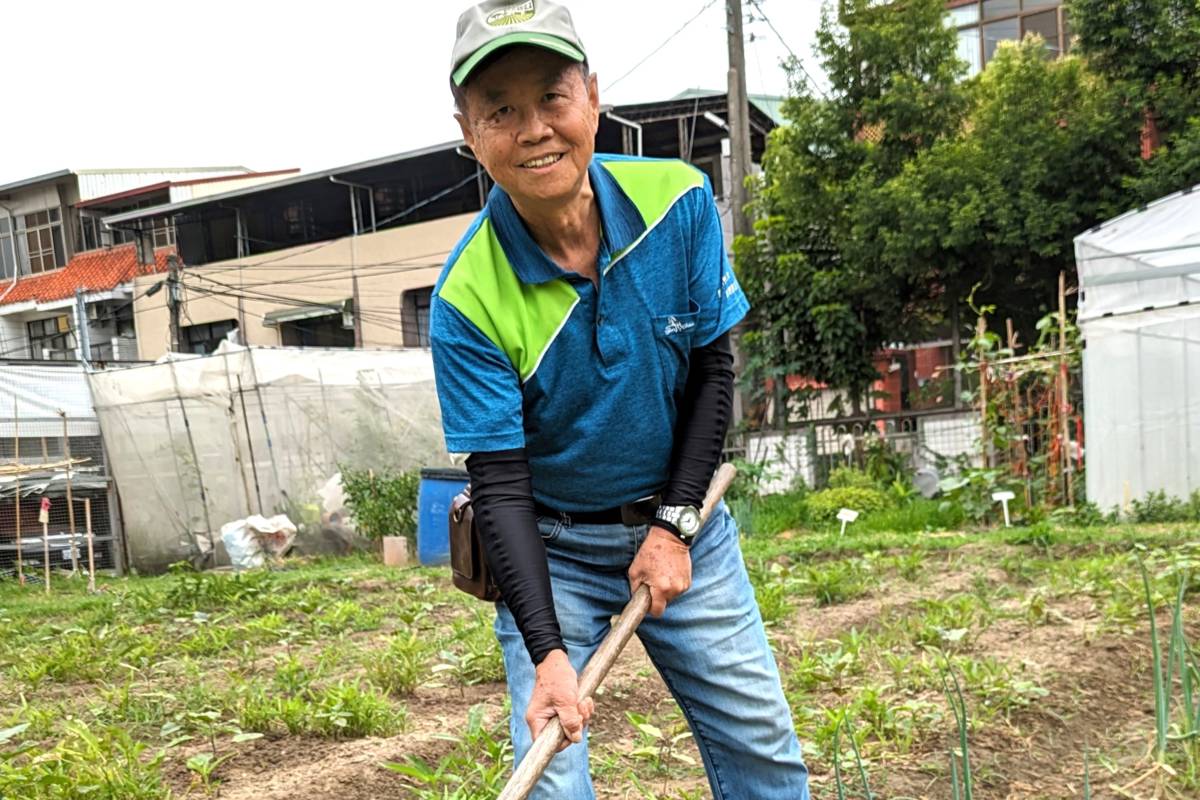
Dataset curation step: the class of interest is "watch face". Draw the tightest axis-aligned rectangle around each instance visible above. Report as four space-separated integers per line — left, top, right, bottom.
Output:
678 507 702 536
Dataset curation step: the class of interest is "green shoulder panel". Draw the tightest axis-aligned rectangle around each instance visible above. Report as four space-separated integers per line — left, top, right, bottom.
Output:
438 217 579 382
600 159 706 231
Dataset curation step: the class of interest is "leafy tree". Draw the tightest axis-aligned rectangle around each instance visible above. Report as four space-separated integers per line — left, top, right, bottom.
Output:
737 0 968 416
1068 0 1200 199
855 39 1142 326
1066 0 1200 88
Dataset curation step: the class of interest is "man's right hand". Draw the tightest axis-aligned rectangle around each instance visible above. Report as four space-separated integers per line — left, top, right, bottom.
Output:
527 649 594 752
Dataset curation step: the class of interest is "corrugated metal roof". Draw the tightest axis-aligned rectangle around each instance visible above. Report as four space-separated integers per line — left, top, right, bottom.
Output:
75 169 253 202
0 168 254 202
0 170 73 197
669 89 788 126
102 141 466 226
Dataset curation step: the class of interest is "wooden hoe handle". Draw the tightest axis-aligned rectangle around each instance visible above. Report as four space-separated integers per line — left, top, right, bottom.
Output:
497 463 738 800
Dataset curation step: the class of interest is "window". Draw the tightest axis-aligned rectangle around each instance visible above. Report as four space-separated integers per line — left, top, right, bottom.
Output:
20 209 66 273
401 287 433 347
958 27 983 75
182 319 238 355
0 216 16 279
982 0 1019 20
279 315 355 348
983 18 1020 63
150 217 176 249
1024 9 1060 56
27 316 76 360
948 1 1066 74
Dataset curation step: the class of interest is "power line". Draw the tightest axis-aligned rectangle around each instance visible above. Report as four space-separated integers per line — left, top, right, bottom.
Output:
183 283 415 340
181 275 416 332
747 0 827 99
605 0 721 93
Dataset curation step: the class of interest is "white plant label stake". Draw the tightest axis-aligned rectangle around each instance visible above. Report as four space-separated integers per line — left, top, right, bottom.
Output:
992 491 1016 528
837 508 860 537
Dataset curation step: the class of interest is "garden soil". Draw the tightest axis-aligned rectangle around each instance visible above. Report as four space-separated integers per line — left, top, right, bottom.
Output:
168 557 1181 800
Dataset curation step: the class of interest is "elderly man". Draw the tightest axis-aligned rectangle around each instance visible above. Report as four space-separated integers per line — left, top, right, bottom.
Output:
430 2 810 797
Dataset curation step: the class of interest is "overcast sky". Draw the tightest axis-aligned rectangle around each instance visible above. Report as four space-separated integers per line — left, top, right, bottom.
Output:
0 0 828 186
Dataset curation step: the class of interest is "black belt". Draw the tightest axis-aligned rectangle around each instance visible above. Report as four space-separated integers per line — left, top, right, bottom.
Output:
534 493 661 527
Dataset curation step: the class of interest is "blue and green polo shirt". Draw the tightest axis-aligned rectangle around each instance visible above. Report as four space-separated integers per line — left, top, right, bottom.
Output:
430 154 749 512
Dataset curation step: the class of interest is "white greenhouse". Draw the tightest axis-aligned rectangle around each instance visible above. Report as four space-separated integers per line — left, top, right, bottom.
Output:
1075 184 1200 512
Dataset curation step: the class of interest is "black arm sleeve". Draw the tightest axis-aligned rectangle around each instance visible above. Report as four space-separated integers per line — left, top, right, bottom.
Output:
465 447 564 666
661 331 736 510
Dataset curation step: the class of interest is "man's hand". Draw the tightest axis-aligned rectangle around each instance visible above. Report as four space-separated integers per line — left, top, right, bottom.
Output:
527 649 594 752
628 527 692 618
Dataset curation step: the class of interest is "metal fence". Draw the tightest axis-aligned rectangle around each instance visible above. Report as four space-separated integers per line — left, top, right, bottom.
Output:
1 363 123 580
728 409 983 494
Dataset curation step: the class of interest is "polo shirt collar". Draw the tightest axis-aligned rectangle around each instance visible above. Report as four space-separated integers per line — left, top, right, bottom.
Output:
486 159 647 285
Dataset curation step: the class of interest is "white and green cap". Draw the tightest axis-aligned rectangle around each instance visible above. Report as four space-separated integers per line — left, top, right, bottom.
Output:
451 0 587 87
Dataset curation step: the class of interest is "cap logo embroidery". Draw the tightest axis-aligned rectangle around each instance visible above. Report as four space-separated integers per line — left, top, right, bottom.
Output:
487 0 535 26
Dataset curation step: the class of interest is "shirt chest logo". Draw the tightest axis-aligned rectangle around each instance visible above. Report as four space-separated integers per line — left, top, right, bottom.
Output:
663 316 696 336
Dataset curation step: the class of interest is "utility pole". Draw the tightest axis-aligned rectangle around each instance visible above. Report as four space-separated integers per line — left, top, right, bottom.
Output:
727 0 753 239
167 254 182 353
73 287 92 367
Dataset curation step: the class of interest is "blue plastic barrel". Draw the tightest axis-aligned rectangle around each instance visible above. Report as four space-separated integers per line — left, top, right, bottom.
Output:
417 467 469 566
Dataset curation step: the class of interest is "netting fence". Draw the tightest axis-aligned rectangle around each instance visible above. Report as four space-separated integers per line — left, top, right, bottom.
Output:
0 363 121 581
728 409 983 494
87 345 448 574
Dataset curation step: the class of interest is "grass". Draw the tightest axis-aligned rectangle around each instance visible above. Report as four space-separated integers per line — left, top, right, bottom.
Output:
0 522 1198 798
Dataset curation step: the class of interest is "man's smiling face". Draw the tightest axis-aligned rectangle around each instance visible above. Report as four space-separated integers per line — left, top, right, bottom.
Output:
456 47 600 208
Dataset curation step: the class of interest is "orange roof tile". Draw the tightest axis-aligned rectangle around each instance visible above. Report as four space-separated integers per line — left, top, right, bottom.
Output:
0 244 174 307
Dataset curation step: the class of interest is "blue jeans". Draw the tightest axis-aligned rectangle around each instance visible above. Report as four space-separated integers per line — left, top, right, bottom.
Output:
495 503 810 799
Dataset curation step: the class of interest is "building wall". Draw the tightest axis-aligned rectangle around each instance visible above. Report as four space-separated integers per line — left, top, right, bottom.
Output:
131 212 476 360
0 314 30 358
3 184 69 216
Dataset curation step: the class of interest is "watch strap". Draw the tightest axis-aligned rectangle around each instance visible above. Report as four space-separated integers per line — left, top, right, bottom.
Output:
654 505 697 545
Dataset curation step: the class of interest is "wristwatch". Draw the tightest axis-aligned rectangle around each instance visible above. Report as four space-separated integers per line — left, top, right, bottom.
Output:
655 504 702 546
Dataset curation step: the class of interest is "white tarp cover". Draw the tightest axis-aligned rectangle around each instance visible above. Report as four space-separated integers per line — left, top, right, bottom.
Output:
1074 184 1200 511
87 346 448 573
0 364 100 438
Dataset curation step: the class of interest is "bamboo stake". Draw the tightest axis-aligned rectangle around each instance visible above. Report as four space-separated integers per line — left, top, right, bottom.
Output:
236 377 264 515
13 398 23 586
84 498 96 593
1006 320 1032 507
1059 272 1075 507
498 464 737 800
977 316 992 469
59 412 79 575
222 358 254 518
40 499 50 595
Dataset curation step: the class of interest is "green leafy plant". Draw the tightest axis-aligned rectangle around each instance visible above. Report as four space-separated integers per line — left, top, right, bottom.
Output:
829 467 876 490
382 704 510 798
626 710 696 772
804 487 893 524
1130 490 1197 524
937 464 1015 524
340 466 421 543
367 632 430 696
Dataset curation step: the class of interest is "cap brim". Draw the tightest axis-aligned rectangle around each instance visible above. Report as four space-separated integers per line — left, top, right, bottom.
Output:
452 32 585 86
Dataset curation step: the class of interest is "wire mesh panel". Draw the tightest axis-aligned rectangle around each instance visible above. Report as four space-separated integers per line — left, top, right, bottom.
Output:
0 363 122 579
735 409 985 492
87 346 447 574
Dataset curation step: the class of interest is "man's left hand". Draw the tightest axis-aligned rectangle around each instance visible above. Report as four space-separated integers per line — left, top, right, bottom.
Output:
628 527 692 618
